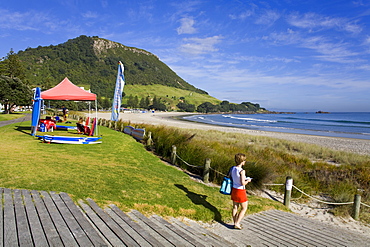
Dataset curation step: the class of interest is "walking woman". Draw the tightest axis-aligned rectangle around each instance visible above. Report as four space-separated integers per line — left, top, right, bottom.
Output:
230 153 252 229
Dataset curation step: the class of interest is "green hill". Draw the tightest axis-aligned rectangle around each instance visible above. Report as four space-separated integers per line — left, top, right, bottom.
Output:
123 85 220 110
15 35 218 109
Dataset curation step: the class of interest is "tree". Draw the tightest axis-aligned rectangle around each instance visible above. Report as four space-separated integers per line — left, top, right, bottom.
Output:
241 102 261 111
139 97 146 109
133 95 139 108
177 102 195 112
150 96 167 111
145 96 151 109
127 95 134 108
0 49 26 80
0 76 33 113
219 100 230 112
196 102 219 113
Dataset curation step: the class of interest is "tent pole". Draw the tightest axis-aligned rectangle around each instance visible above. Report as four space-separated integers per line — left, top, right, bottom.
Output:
95 99 98 136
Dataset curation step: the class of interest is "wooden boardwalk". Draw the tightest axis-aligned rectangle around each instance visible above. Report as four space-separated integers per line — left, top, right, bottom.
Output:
1 187 370 246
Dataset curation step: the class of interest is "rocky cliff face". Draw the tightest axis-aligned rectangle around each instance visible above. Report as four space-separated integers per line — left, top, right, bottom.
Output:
92 38 158 58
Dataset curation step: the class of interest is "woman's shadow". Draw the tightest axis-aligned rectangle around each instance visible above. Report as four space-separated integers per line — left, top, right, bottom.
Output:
175 184 229 226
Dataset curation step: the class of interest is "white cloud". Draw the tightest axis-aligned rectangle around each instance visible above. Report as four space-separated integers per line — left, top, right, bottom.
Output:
177 17 197 34
82 11 99 19
287 12 362 34
268 29 360 64
255 10 280 26
180 35 223 55
0 9 46 31
229 10 254 20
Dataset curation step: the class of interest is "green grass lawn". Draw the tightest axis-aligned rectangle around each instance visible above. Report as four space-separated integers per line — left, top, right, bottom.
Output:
0 112 26 121
0 119 286 223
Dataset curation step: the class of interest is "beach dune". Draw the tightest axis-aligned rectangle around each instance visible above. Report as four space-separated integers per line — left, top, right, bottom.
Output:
96 111 370 156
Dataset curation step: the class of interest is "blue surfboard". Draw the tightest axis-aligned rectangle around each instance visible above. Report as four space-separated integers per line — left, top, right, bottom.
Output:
37 135 102 144
31 87 42 136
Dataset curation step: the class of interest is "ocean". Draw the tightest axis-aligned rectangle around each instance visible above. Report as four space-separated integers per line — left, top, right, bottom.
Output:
183 112 370 140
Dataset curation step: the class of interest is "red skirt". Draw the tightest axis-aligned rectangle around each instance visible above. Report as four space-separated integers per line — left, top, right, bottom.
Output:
231 188 248 203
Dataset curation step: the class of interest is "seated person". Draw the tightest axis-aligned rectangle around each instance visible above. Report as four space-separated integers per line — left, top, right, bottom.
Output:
54 116 62 122
76 118 91 135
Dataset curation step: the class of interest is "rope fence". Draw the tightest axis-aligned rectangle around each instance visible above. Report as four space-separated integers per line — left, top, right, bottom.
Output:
292 185 354 205
174 153 203 169
170 145 370 221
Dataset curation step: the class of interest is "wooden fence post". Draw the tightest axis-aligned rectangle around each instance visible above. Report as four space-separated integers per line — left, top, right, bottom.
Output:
353 194 361 220
146 131 152 146
284 176 293 208
203 158 211 183
171 145 177 164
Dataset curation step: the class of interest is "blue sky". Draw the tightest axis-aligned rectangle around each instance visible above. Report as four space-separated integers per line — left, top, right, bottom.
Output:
1 0 370 112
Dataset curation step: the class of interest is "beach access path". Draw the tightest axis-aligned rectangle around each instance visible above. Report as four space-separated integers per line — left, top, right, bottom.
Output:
2 187 370 247
0 113 31 128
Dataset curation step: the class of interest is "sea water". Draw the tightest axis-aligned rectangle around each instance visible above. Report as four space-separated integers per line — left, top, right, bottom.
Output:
183 112 370 140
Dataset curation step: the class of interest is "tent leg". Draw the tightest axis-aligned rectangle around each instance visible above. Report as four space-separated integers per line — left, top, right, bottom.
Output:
95 100 98 136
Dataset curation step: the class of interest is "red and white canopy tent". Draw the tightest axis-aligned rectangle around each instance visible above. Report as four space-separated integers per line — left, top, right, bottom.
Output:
41 77 98 135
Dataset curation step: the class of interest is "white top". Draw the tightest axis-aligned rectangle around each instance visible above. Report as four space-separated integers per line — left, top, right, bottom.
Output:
231 166 244 189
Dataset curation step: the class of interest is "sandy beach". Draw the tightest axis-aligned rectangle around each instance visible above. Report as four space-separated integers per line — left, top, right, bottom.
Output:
97 111 370 156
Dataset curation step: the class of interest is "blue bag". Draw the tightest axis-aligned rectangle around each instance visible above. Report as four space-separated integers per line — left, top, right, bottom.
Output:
220 176 232 195
220 167 233 195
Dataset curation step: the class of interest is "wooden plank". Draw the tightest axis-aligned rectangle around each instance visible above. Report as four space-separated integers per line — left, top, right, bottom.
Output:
86 198 140 247
151 215 202 247
130 210 181 246
181 218 239 247
49 191 93 246
104 207 151 247
59 192 108 246
21 189 49 246
31 190 63 246
245 214 324 246
13 189 33 246
3 188 18 246
126 211 174 247
265 210 367 244
0 188 3 247
243 223 292 247
169 218 226 247
78 199 123 246
39 190 78 246
109 205 163 247
256 211 348 246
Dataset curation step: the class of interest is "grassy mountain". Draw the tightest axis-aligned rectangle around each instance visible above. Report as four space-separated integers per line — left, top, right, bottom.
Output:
16 35 219 108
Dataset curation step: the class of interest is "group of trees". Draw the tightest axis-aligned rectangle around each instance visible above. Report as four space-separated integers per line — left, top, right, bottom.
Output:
0 50 33 113
122 93 264 113
125 95 167 111
197 101 265 113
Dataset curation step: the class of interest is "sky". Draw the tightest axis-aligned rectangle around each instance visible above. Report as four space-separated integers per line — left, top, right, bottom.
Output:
1 0 370 112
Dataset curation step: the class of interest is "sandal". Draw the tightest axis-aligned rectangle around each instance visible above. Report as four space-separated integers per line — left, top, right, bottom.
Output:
234 225 243 230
